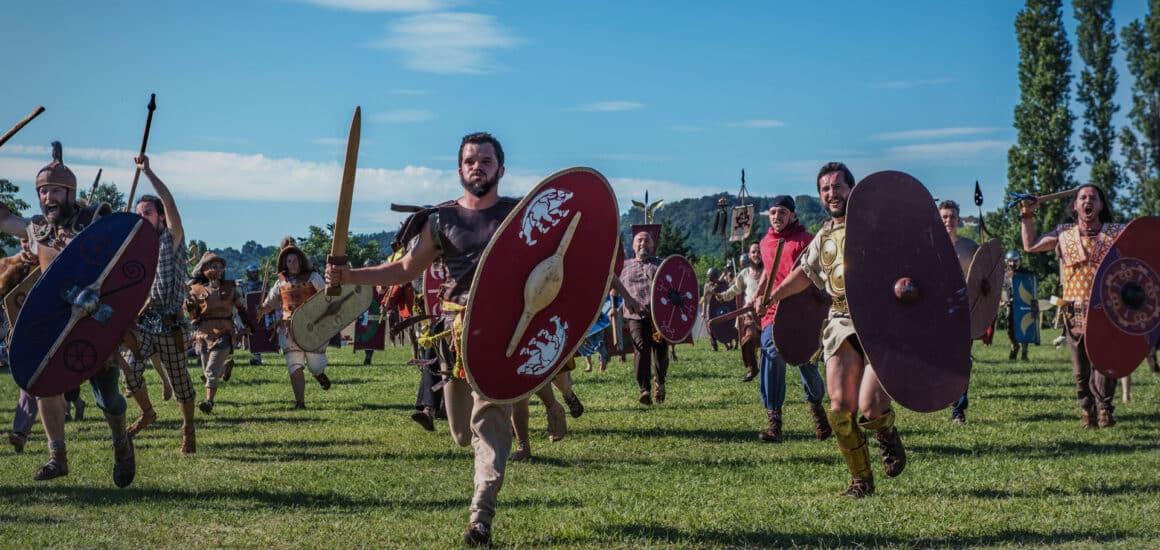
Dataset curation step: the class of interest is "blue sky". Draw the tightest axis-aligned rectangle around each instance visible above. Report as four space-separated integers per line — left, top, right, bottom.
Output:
0 0 1149 248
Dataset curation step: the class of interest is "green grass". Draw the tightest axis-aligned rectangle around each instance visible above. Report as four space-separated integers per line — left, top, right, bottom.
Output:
1 330 1158 548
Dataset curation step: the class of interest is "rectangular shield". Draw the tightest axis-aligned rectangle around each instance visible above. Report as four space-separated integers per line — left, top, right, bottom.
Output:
1012 271 1040 344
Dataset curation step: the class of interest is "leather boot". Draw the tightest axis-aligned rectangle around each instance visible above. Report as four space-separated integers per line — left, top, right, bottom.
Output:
860 410 906 478
808 401 833 440
33 441 69 481
829 410 873 497
563 391 584 419
1098 408 1116 428
758 409 783 442
1081 407 1097 429
509 435 531 462
106 413 135 488
742 367 757 382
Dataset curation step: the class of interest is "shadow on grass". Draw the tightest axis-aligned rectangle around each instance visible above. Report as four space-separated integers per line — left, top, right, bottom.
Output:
910 439 1160 459
587 524 1134 548
965 480 1160 499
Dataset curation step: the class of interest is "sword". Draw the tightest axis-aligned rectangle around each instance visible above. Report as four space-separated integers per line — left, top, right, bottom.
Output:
327 106 361 296
124 94 157 211
0 106 45 149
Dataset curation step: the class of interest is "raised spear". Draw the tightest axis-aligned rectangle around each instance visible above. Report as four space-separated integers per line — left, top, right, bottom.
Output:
124 94 157 211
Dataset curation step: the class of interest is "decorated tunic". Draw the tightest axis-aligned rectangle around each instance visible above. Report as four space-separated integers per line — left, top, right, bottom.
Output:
1050 222 1126 329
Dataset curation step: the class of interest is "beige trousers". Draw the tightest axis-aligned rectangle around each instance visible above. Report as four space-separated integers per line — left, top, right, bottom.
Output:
444 377 514 526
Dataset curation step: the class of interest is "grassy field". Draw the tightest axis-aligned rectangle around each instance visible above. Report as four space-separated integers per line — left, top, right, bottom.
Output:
1 330 1158 548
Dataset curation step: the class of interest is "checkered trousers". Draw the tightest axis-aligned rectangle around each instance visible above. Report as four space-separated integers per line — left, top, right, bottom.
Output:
121 328 196 403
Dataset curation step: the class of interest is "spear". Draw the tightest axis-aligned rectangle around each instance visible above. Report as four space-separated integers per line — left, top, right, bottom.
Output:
124 94 157 211
974 180 987 241
0 106 46 149
87 169 103 204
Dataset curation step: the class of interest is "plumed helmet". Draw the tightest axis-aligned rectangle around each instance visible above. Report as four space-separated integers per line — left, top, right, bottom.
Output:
1004 250 1021 264
706 267 720 281
35 141 78 193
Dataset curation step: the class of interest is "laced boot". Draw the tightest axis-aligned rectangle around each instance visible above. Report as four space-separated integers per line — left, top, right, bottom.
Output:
509 434 532 462
808 401 833 440
410 407 435 431
33 441 68 481
106 413 135 488
758 409 783 442
563 391 584 419
462 521 491 546
829 410 873 497
1098 408 1116 428
860 411 906 478
1081 407 1097 429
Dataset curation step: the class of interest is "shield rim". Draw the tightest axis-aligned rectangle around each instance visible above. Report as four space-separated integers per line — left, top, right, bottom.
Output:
1084 215 1160 378
461 166 619 404
650 254 699 344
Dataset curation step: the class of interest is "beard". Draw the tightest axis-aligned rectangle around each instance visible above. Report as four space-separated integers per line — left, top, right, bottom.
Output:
460 171 501 198
42 201 76 224
827 199 847 219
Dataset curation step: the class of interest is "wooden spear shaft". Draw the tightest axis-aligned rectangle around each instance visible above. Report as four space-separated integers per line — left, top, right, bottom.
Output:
0 106 46 149
124 94 157 212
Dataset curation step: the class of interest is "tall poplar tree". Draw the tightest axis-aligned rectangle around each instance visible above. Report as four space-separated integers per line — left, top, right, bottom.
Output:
1120 0 1160 217
1007 0 1076 296
1075 0 1122 217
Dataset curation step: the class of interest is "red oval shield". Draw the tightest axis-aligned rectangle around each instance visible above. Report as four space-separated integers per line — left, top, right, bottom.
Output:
1085 216 1160 378
773 283 832 365
966 238 1004 339
461 167 620 403
650 255 699 344
845 171 972 413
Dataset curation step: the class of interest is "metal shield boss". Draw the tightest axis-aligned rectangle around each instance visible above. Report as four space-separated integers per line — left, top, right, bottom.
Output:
845 171 972 413
773 283 832 366
966 239 1004 339
462 167 619 403
651 255 699 344
1085 216 1160 378
245 291 280 353
10 213 159 396
290 284 374 351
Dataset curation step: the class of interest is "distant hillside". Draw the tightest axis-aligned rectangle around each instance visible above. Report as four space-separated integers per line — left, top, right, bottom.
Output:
213 230 396 281
618 193 827 261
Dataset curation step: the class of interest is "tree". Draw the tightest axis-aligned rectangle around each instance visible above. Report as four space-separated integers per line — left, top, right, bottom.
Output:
1119 1 1160 217
296 224 387 271
1075 0 1122 217
657 217 694 262
78 181 127 212
0 179 31 254
1007 0 1076 298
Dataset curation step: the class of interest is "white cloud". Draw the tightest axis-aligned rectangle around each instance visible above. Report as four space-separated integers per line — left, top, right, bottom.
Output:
296 0 448 12
872 127 1001 141
571 101 644 113
374 12 521 74
870 77 956 90
885 140 1010 162
727 119 786 129
372 109 434 123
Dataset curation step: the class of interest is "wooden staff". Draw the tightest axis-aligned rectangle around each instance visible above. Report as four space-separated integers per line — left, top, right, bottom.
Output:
124 94 157 212
0 106 46 149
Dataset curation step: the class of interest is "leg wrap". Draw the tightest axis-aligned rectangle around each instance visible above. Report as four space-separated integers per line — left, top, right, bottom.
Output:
829 409 871 481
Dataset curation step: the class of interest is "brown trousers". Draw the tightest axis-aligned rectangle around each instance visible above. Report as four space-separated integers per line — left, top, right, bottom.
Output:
628 318 669 392
1065 330 1116 413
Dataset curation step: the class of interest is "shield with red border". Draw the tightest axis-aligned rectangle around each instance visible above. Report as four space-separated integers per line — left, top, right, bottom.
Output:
245 291 279 353
966 239 1005 340
773 284 832 365
650 255 699 344
10 213 158 396
1085 216 1160 379
462 167 620 403
707 282 738 345
354 287 386 351
845 171 972 413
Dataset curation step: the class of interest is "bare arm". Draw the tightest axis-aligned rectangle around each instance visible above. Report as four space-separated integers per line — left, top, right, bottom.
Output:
327 227 439 288
1019 199 1057 253
136 155 184 244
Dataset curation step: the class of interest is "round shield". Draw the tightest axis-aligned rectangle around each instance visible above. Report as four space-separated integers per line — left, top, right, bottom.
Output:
845 171 971 413
966 238 1004 339
289 284 374 352
707 282 738 345
462 167 620 403
650 255 699 344
1085 216 1160 379
10 213 159 396
773 283 832 365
